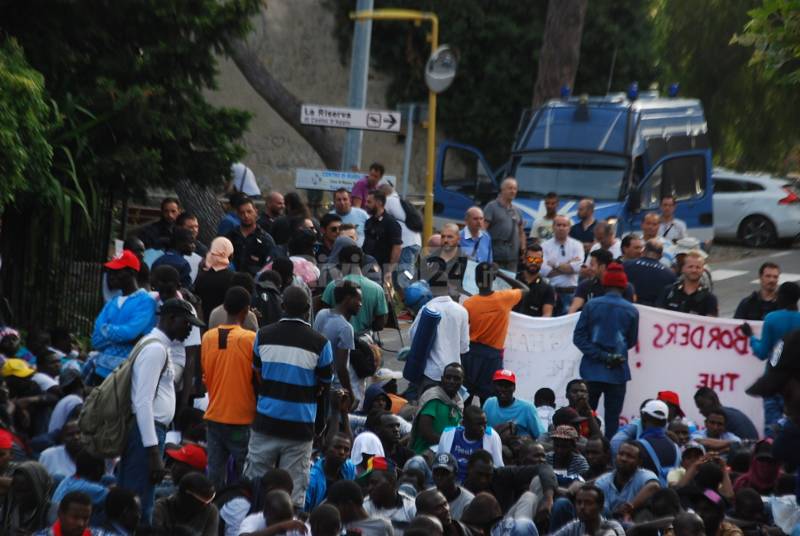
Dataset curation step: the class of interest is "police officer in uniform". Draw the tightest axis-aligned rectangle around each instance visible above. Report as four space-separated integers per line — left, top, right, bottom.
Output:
658 250 718 316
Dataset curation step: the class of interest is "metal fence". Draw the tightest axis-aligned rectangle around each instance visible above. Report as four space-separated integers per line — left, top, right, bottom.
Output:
0 191 115 338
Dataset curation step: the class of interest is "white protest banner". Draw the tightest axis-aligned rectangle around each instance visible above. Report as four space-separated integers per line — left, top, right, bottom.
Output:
503 305 766 432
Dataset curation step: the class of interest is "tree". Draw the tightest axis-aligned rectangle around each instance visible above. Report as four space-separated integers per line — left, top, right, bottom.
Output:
228 38 342 169
0 0 261 201
655 0 800 171
327 0 660 167
0 39 53 209
733 0 800 85
532 0 588 108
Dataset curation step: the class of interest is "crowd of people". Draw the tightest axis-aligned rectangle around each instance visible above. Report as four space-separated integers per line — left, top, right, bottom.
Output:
0 163 798 536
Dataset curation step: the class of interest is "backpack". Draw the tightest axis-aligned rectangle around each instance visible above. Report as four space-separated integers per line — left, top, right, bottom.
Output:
350 336 379 379
253 284 284 327
400 198 424 233
78 336 167 458
638 437 682 487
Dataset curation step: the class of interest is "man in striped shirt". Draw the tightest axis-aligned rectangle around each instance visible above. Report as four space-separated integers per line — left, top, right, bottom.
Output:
243 286 333 507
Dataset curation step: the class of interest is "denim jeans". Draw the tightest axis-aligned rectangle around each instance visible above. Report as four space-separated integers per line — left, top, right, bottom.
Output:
118 419 167 524
394 245 421 290
243 430 312 507
587 381 627 439
764 395 785 438
206 420 250 490
555 291 575 316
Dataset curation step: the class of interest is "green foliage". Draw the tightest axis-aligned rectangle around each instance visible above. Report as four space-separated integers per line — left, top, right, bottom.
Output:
655 0 800 172
0 39 53 208
732 0 800 85
0 0 261 200
327 0 660 167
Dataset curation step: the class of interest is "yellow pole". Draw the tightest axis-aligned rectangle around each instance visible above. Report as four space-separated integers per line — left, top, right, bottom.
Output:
423 16 439 244
349 9 439 244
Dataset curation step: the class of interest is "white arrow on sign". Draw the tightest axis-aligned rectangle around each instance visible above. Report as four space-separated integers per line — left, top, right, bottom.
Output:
300 104 401 133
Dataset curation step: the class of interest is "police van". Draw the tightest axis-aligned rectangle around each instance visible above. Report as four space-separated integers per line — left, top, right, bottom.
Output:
433 88 714 241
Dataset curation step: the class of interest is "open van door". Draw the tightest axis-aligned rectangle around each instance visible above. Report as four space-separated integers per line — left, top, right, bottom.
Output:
625 149 714 241
434 141 497 225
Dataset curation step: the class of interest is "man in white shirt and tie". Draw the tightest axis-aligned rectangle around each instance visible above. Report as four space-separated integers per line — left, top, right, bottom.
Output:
540 215 584 315
118 298 205 523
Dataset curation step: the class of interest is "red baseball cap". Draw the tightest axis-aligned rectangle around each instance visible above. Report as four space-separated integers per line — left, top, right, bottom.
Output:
0 429 13 450
657 390 685 417
492 369 516 384
104 250 141 272
166 444 207 471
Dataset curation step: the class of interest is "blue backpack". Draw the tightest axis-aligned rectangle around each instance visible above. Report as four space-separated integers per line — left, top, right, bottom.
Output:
638 437 682 487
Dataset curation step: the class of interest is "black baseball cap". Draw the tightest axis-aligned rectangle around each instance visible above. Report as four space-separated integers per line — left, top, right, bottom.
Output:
431 452 458 473
747 329 800 397
158 298 206 328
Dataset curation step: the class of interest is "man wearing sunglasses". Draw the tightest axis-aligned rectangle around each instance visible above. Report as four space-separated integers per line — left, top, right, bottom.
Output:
514 243 555 317
315 213 343 264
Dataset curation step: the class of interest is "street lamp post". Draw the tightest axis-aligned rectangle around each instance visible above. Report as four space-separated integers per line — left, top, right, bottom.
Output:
350 9 439 243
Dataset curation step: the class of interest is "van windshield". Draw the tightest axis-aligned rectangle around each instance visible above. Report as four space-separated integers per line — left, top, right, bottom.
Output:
512 152 627 201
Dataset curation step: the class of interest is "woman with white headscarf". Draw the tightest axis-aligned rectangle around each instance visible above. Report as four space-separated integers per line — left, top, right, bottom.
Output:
194 237 235 323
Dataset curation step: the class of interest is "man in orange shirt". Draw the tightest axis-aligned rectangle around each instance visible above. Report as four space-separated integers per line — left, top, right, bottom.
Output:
462 262 528 405
201 285 257 489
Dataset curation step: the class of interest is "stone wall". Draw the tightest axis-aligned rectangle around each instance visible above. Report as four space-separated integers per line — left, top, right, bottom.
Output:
205 0 431 199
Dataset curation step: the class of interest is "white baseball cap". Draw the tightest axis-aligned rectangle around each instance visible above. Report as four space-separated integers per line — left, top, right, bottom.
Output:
641 399 670 420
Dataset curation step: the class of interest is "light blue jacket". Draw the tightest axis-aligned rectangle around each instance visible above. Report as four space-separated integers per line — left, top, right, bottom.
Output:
750 309 800 360
91 289 157 377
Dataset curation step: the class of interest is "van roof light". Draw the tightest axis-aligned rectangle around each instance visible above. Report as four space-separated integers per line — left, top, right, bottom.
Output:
627 82 639 101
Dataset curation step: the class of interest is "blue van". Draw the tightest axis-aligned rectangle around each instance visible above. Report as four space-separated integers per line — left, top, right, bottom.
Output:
433 92 714 241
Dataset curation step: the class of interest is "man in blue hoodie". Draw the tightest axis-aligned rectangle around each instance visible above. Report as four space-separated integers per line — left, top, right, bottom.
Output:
573 263 639 439
742 281 800 437
90 250 157 382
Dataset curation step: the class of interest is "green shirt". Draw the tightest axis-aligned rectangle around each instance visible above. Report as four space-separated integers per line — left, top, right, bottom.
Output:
322 275 389 335
412 399 463 454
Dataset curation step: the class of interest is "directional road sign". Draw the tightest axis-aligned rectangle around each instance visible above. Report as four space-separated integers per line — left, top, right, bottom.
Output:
300 104 401 133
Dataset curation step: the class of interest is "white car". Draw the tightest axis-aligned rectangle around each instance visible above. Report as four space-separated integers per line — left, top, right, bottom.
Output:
713 168 800 247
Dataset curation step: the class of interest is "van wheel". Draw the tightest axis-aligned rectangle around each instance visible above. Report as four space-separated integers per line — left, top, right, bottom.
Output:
738 216 777 248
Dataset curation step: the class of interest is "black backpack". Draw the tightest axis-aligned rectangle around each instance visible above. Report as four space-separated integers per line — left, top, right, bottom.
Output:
400 199 424 233
253 282 284 327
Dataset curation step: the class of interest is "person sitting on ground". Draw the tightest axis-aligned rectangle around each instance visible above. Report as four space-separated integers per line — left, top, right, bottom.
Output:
551 484 625 536
37 490 93 536
692 410 741 456
483 369 544 441
460 491 537 536
305 432 355 512
50 449 108 526
584 437 613 481
410 363 465 455
310 503 343 536
534 388 556 430
463 449 556 518
732 439 780 495
0 461 54 535
326 479 394 536
373 412 415 469
93 487 141 536
362 457 417 531
47 369 84 437
431 452 475 521
218 468 294 536
437 406 504 482
415 489 471 536
547 425 590 479
693 388 758 441
594 441 661 522
667 441 706 487
39 419 82 480
611 400 679 481
563 379 603 440
240 488 308 536
153 472 219 535
686 488 742 536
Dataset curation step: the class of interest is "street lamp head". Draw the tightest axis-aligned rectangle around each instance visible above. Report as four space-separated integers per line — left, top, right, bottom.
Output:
425 45 457 94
